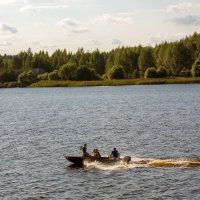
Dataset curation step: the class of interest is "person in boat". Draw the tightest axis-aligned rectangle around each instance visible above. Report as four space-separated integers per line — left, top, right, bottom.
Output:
110 147 120 158
80 144 90 157
92 148 101 158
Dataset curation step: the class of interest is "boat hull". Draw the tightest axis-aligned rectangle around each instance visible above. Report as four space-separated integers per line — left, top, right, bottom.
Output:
65 156 131 165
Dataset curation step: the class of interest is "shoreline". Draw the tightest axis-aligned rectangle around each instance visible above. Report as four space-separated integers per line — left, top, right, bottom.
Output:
1 77 200 88
29 78 200 88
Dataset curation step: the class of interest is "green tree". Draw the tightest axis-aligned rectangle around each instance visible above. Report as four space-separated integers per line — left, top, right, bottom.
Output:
18 71 38 86
138 47 156 73
24 48 33 70
58 63 77 80
37 73 49 80
144 67 157 78
105 50 115 73
51 49 70 70
109 65 125 79
157 66 168 78
183 32 200 63
10 55 23 70
32 51 51 72
171 42 191 75
132 69 140 79
90 49 105 75
48 70 59 80
0 57 4 69
191 57 200 77
0 69 15 83
76 65 100 81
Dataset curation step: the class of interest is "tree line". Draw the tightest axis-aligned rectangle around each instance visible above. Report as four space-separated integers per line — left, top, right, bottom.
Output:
0 32 200 86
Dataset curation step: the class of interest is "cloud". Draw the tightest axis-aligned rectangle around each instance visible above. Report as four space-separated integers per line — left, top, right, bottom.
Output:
32 22 42 29
149 33 186 44
20 3 68 13
0 23 18 34
57 18 78 27
154 2 200 13
85 39 102 46
111 39 122 45
40 44 60 51
25 0 65 3
0 41 12 46
170 15 200 26
166 2 193 13
57 18 90 35
28 41 40 46
71 28 91 34
0 0 22 5
94 12 136 24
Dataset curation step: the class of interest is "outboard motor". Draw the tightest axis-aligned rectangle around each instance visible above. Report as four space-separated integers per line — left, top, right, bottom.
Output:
123 156 131 163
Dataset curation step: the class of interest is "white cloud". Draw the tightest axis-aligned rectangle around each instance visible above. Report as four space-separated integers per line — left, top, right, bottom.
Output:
20 3 68 13
0 0 22 5
40 44 60 51
32 22 42 29
0 23 18 34
57 18 90 35
85 39 102 46
28 41 40 46
165 2 200 13
57 18 78 27
170 15 200 26
94 12 135 24
149 33 186 44
0 41 12 46
71 28 91 34
25 0 65 3
111 39 122 45
167 2 193 13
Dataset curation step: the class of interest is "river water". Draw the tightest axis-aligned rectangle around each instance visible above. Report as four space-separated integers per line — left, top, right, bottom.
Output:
0 85 200 200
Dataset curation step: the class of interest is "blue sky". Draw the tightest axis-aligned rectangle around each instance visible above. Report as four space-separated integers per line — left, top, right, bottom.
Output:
0 0 200 54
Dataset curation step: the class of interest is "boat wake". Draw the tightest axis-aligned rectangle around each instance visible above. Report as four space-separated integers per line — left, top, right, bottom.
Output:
83 156 200 170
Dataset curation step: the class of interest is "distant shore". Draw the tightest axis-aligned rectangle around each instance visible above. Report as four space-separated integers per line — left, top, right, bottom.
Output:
27 77 200 88
1 78 200 88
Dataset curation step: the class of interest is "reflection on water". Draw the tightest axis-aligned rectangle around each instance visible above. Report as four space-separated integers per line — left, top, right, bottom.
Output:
1 85 200 199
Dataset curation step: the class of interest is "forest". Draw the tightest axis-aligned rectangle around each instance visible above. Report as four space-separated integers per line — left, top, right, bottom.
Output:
0 32 200 87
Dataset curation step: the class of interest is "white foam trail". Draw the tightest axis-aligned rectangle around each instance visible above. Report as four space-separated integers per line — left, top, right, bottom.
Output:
84 159 133 170
83 155 151 170
83 156 200 170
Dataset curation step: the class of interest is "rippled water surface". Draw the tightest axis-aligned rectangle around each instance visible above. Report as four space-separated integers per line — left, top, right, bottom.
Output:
1 85 200 200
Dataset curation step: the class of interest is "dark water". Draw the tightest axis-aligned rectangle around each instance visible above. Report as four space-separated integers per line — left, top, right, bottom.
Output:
1 85 200 200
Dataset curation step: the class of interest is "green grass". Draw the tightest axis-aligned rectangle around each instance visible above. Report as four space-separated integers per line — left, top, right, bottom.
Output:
29 77 200 88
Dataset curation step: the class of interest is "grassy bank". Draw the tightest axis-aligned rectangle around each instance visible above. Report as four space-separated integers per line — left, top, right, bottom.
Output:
29 77 200 88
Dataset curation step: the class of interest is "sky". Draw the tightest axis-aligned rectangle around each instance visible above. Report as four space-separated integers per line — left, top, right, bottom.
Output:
0 0 200 54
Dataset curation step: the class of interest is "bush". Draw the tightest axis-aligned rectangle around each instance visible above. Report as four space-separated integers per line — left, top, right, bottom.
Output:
191 57 200 77
0 69 15 83
4 82 19 88
48 70 59 80
37 72 49 80
179 70 192 77
109 65 125 79
132 69 140 79
76 65 101 81
144 67 157 78
157 66 168 78
0 83 4 88
58 63 77 80
18 71 38 86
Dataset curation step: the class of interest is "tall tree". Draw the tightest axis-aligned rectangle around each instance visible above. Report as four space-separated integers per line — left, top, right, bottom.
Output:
138 47 156 73
0 57 4 69
51 49 69 70
32 51 51 72
90 49 105 75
